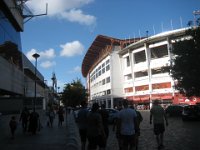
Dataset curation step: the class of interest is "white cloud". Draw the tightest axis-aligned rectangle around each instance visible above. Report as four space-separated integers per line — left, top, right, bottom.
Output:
26 0 96 26
39 48 56 59
70 66 81 73
26 48 56 61
60 41 84 57
60 9 96 26
40 60 56 68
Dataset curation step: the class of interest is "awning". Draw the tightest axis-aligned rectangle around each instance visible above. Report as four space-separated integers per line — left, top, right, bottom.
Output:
151 94 173 100
126 96 133 101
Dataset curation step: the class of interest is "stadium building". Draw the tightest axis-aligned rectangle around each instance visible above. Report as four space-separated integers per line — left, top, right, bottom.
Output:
82 28 200 109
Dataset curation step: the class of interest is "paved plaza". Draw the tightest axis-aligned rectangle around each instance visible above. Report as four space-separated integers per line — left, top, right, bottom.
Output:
107 111 200 150
0 111 200 150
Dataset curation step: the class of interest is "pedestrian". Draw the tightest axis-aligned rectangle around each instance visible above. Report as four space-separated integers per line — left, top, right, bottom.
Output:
130 105 143 150
19 107 30 132
99 104 109 149
57 106 64 126
77 101 89 150
87 103 106 150
9 116 17 139
150 100 168 149
48 107 55 127
116 99 138 150
113 103 122 132
28 111 39 135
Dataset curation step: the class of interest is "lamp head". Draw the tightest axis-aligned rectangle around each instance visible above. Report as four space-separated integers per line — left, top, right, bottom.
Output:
32 53 40 59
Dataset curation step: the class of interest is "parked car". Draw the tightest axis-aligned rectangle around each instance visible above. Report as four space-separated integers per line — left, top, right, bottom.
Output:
182 105 200 121
165 105 185 117
105 108 119 124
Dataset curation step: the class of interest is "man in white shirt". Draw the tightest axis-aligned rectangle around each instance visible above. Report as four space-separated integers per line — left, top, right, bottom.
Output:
150 100 168 149
117 100 138 150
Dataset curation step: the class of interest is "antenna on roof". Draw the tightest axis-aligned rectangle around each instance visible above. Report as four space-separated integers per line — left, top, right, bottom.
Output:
180 16 183 28
146 30 149 38
153 25 155 35
170 19 173 30
138 29 141 40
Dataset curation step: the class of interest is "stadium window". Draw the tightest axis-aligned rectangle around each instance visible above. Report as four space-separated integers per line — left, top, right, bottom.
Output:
102 79 105 85
106 59 110 65
150 45 168 59
151 67 168 75
134 70 148 78
126 56 130 67
106 64 110 71
107 89 111 95
124 74 132 80
106 77 110 83
134 50 146 64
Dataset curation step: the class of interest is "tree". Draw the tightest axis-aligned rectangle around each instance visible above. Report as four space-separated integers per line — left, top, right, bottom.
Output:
61 78 88 107
170 27 200 97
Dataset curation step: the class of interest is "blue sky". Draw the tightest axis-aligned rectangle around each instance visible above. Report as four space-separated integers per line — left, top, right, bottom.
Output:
21 0 200 91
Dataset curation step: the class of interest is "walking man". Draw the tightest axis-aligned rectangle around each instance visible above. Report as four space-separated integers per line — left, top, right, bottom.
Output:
117 100 138 150
19 107 30 132
150 100 168 149
77 101 89 150
87 103 106 150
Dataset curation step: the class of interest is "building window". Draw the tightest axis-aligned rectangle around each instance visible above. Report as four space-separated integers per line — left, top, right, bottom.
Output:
106 64 110 71
135 85 149 91
102 63 105 74
106 77 110 83
125 56 130 67
151 45 168 59
134 70 148 78
134 51 146 64
152 82 171 89
102 67 105 74
107 89 111 95
124 74 132 80
124 87 133 93
151 67 168 75
102 79 105 85
106 59 110 65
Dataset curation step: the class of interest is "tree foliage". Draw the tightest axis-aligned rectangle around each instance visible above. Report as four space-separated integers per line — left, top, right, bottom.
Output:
61 78 88 107
170 27 200 97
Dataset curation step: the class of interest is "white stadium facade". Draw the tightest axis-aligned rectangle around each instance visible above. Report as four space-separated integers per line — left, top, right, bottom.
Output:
81 28 200 109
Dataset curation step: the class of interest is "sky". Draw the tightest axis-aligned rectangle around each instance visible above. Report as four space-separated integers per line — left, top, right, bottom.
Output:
21 0 200 91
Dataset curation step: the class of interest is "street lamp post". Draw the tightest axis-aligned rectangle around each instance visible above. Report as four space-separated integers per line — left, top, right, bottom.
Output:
32 53 40 112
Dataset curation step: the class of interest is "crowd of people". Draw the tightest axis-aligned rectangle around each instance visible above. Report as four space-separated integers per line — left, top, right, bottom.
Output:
76 99 168 150
7 100 168 150
8 106 65 139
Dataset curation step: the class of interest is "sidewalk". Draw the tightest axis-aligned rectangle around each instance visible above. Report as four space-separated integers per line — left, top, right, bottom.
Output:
0 110 81 150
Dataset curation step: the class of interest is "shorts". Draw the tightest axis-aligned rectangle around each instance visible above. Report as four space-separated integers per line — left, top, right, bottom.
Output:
79 129 87 142
154 123 165 135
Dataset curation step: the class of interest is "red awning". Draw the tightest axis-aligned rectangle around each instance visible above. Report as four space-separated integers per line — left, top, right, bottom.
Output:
141 96 150 100
126 96 133 100
133 98 140 101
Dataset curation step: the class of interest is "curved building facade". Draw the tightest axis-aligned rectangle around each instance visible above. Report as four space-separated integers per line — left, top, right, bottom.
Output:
82 28 200 109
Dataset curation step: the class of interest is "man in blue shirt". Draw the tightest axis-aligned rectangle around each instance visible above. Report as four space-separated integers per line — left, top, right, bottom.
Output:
117 100 138 150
